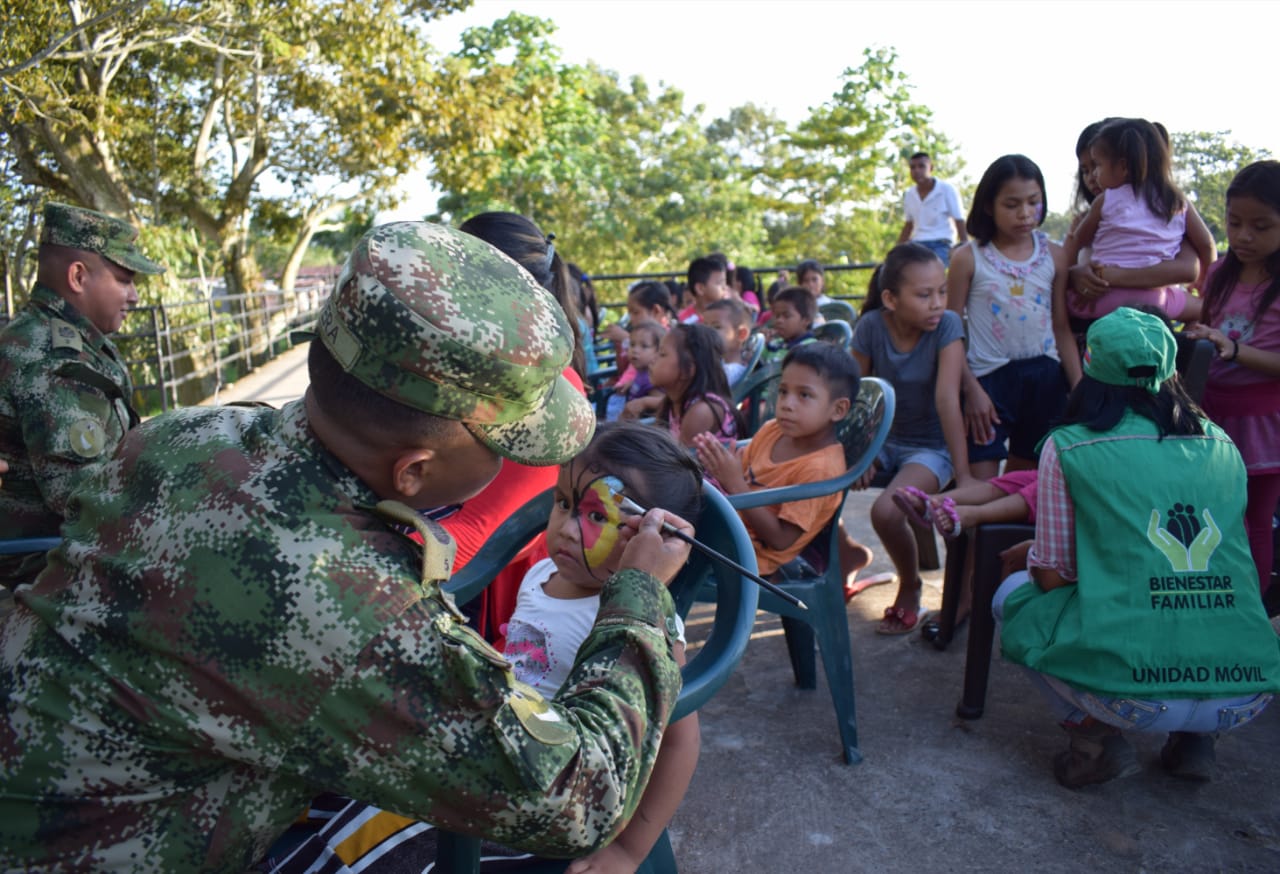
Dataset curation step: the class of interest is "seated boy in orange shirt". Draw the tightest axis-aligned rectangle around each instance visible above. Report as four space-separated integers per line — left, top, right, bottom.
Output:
694 342 859 576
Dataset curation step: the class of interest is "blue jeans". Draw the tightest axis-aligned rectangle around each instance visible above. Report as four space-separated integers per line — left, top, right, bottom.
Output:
916 238 954 267
993 573 1273 733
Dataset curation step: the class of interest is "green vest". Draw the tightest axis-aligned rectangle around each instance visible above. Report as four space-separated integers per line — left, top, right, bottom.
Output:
1002 411 1280 698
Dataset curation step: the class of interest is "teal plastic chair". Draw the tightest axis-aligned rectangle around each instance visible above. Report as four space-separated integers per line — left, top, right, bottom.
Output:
0 537 61 556
439 482 761 872
732 363 781 437
812 319 853 349
736 331 766 378
818 299 858 327
712 377 895 765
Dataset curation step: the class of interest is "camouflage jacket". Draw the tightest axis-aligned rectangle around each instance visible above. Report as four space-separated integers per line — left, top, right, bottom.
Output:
0 400 682 872
0 284 137 583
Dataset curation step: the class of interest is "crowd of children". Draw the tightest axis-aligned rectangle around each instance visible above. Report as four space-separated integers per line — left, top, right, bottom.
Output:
580 133 1278 632
390 123 1280 858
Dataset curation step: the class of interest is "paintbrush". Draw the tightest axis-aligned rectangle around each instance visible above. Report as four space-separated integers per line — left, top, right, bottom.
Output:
601 477 808 611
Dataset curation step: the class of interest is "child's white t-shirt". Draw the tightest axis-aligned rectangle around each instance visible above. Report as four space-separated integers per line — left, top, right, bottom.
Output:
502 558 686 693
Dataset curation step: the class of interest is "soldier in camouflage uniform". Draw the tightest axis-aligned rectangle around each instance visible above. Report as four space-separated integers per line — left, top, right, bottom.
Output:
0 221 692 872
0 202 165 586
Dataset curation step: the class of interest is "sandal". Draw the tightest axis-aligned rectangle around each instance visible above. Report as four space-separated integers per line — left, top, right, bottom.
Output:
876 605 936 636
891 486 934 530
844 571 896 602
930 496 962 542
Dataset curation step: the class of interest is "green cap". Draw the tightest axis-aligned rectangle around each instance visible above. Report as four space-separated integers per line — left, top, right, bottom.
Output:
1084 307 1176 395
316 221 595 466
40 202 166 275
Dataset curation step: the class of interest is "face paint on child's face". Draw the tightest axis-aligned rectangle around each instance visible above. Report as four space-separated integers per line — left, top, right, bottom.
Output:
577 476 627 574
547 465 633 587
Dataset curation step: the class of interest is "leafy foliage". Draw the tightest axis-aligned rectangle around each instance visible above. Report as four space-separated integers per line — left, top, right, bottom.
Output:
1172 131 1272 248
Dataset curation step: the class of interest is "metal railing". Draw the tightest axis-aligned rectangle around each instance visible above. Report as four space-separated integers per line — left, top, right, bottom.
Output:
586 262 878 320
1 261 875 415
0 282 335 415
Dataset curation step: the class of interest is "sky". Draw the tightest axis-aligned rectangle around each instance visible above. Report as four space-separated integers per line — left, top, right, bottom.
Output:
389 0 1278 220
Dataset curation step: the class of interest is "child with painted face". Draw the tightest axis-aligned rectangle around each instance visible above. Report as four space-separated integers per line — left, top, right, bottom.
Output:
503 421 704 874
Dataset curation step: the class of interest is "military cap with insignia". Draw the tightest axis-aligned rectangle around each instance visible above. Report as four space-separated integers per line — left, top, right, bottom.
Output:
316 221 595 467
40 202 166 275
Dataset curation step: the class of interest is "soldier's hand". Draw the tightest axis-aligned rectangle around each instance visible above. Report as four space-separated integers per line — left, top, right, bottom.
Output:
618 508 693 585
0 457 7 489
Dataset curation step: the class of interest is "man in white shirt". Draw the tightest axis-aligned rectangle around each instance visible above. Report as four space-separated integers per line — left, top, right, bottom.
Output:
896 152 968 266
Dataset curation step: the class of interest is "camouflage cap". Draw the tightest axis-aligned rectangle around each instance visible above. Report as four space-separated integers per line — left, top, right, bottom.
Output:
40 202 166 275
317 221 595 466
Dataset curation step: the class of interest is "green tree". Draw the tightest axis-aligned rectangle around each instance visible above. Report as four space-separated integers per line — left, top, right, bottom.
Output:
426 14 767 285
1173 131 1272 248
1 0 467 317
768 47 962 267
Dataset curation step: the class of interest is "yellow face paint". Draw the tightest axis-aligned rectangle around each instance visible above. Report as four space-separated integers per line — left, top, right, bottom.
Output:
578 476 627 572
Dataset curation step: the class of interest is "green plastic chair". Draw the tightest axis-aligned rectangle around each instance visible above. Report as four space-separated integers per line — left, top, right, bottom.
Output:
732 363 781 437
439 482 761 872
0 537 61 556
736 331 766 378
812 319 853 350
818 299 858 327
711 376 895 765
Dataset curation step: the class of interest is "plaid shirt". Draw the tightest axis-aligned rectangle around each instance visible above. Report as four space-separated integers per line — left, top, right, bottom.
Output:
1027 438 1077 581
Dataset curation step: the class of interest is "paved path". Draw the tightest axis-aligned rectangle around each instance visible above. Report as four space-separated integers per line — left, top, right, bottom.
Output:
207 347 1280 873
200 341 312 407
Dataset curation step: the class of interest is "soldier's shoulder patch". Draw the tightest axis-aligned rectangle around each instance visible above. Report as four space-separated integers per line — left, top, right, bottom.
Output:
507 681 575 746
50 319 83 353
68 417 107 458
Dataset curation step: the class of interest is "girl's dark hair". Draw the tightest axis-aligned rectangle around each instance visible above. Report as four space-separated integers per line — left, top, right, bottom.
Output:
458 212 586 379
1060 374 1205 439
628 280 676 321
1203 160 1280 325
1073 117 1116 211
1090 118 1185 222
566 261 600 331
862 265 884 315
966 154 1047 245
735 265 757 294
796 258 825 282
657 323 745 435
575 421 704 525
867 243 942 312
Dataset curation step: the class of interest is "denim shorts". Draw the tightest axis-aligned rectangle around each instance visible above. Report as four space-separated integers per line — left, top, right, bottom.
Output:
876 440 954 491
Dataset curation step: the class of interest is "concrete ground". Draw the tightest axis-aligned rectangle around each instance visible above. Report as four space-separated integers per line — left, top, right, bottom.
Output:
214 346 1280 874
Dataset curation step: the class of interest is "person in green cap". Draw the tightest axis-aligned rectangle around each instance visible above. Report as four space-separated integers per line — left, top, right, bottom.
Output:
994 307 1280 789
0 202 165 586
0 221 694 872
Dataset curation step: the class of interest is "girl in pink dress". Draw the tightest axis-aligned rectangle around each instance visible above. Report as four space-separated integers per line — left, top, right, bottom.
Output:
1186 161 1280 594
1066 118 1215 323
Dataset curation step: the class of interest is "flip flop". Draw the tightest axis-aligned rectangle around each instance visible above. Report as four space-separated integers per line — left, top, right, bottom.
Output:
891 486 934 530
876 605 936 636
931 496 962 542
843 571 896 602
